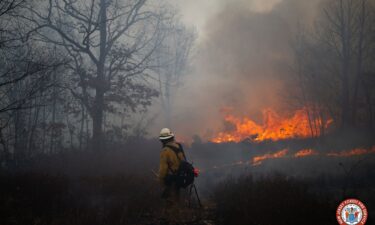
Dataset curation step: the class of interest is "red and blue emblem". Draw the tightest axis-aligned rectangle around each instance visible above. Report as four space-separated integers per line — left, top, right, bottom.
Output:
336 199 368 225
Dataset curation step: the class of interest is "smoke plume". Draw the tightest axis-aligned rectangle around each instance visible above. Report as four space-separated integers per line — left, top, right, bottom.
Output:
155 0 323 141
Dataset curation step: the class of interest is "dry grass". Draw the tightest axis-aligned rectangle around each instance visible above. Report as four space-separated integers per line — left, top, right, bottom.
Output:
212 174 336 225
0 172 163 225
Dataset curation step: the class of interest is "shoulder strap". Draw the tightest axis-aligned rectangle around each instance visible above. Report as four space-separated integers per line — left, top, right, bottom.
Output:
166 143 187 161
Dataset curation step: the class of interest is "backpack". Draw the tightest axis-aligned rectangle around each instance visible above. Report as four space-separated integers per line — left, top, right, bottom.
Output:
166 143 195 188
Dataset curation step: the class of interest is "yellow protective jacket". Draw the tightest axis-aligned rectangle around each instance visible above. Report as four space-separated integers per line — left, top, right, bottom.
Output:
158 141 185 184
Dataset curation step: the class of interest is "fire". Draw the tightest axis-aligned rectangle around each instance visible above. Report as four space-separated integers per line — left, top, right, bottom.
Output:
211 107 332 143
200 146 375 173
327 146 375 157
251 146 375 166
252 149 288 166
294 149 318 158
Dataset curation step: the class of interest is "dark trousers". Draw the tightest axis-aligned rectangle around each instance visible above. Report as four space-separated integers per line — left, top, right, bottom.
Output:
161 182 180 202
161 182 181 223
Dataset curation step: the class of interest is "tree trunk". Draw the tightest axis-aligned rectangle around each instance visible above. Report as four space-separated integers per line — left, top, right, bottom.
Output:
28 100 40 155
50 72 57 154
91 0 107 152
339 0 351 129
42 104 46 153
92 91 104 151
341 71 350 128
86 109 90 148
14 109 27 164
79 103 85 151
362 80 374 131
0 127 10 166
351 0 366 126
165 75 171 127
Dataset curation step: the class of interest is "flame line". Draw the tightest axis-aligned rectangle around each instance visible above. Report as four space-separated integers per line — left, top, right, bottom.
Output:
199 146 375 173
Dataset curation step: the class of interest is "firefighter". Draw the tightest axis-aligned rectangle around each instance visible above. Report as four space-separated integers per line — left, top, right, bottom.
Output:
158 128 185 222
158 128 185 199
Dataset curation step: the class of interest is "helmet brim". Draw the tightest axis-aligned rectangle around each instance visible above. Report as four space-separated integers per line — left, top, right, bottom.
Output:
159 134 174 140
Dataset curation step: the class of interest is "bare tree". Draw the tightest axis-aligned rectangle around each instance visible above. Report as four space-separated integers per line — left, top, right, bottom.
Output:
320 0 360 128
156 21 196 126
290 24 337 137
351 0 374 126
290 0 375 132
21 0 170 151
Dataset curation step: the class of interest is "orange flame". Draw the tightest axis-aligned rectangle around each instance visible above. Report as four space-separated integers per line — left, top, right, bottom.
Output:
199 146 375 173
252 146 375 167
211 107 332 143
294 149 318 158
252 149 288 166
327 146 375 157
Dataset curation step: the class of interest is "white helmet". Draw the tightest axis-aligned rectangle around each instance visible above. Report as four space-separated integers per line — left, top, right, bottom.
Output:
159 128 174 140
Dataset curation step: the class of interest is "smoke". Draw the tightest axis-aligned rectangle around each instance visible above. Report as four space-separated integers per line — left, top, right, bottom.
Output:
154 0 323 141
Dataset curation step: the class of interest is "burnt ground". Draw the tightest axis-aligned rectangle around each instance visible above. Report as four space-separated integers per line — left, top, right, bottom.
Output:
0 172 216 225
2 170 374 225
1 132 374 225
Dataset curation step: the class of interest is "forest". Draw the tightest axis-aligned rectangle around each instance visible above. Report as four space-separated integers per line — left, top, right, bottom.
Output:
0 0 374 224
